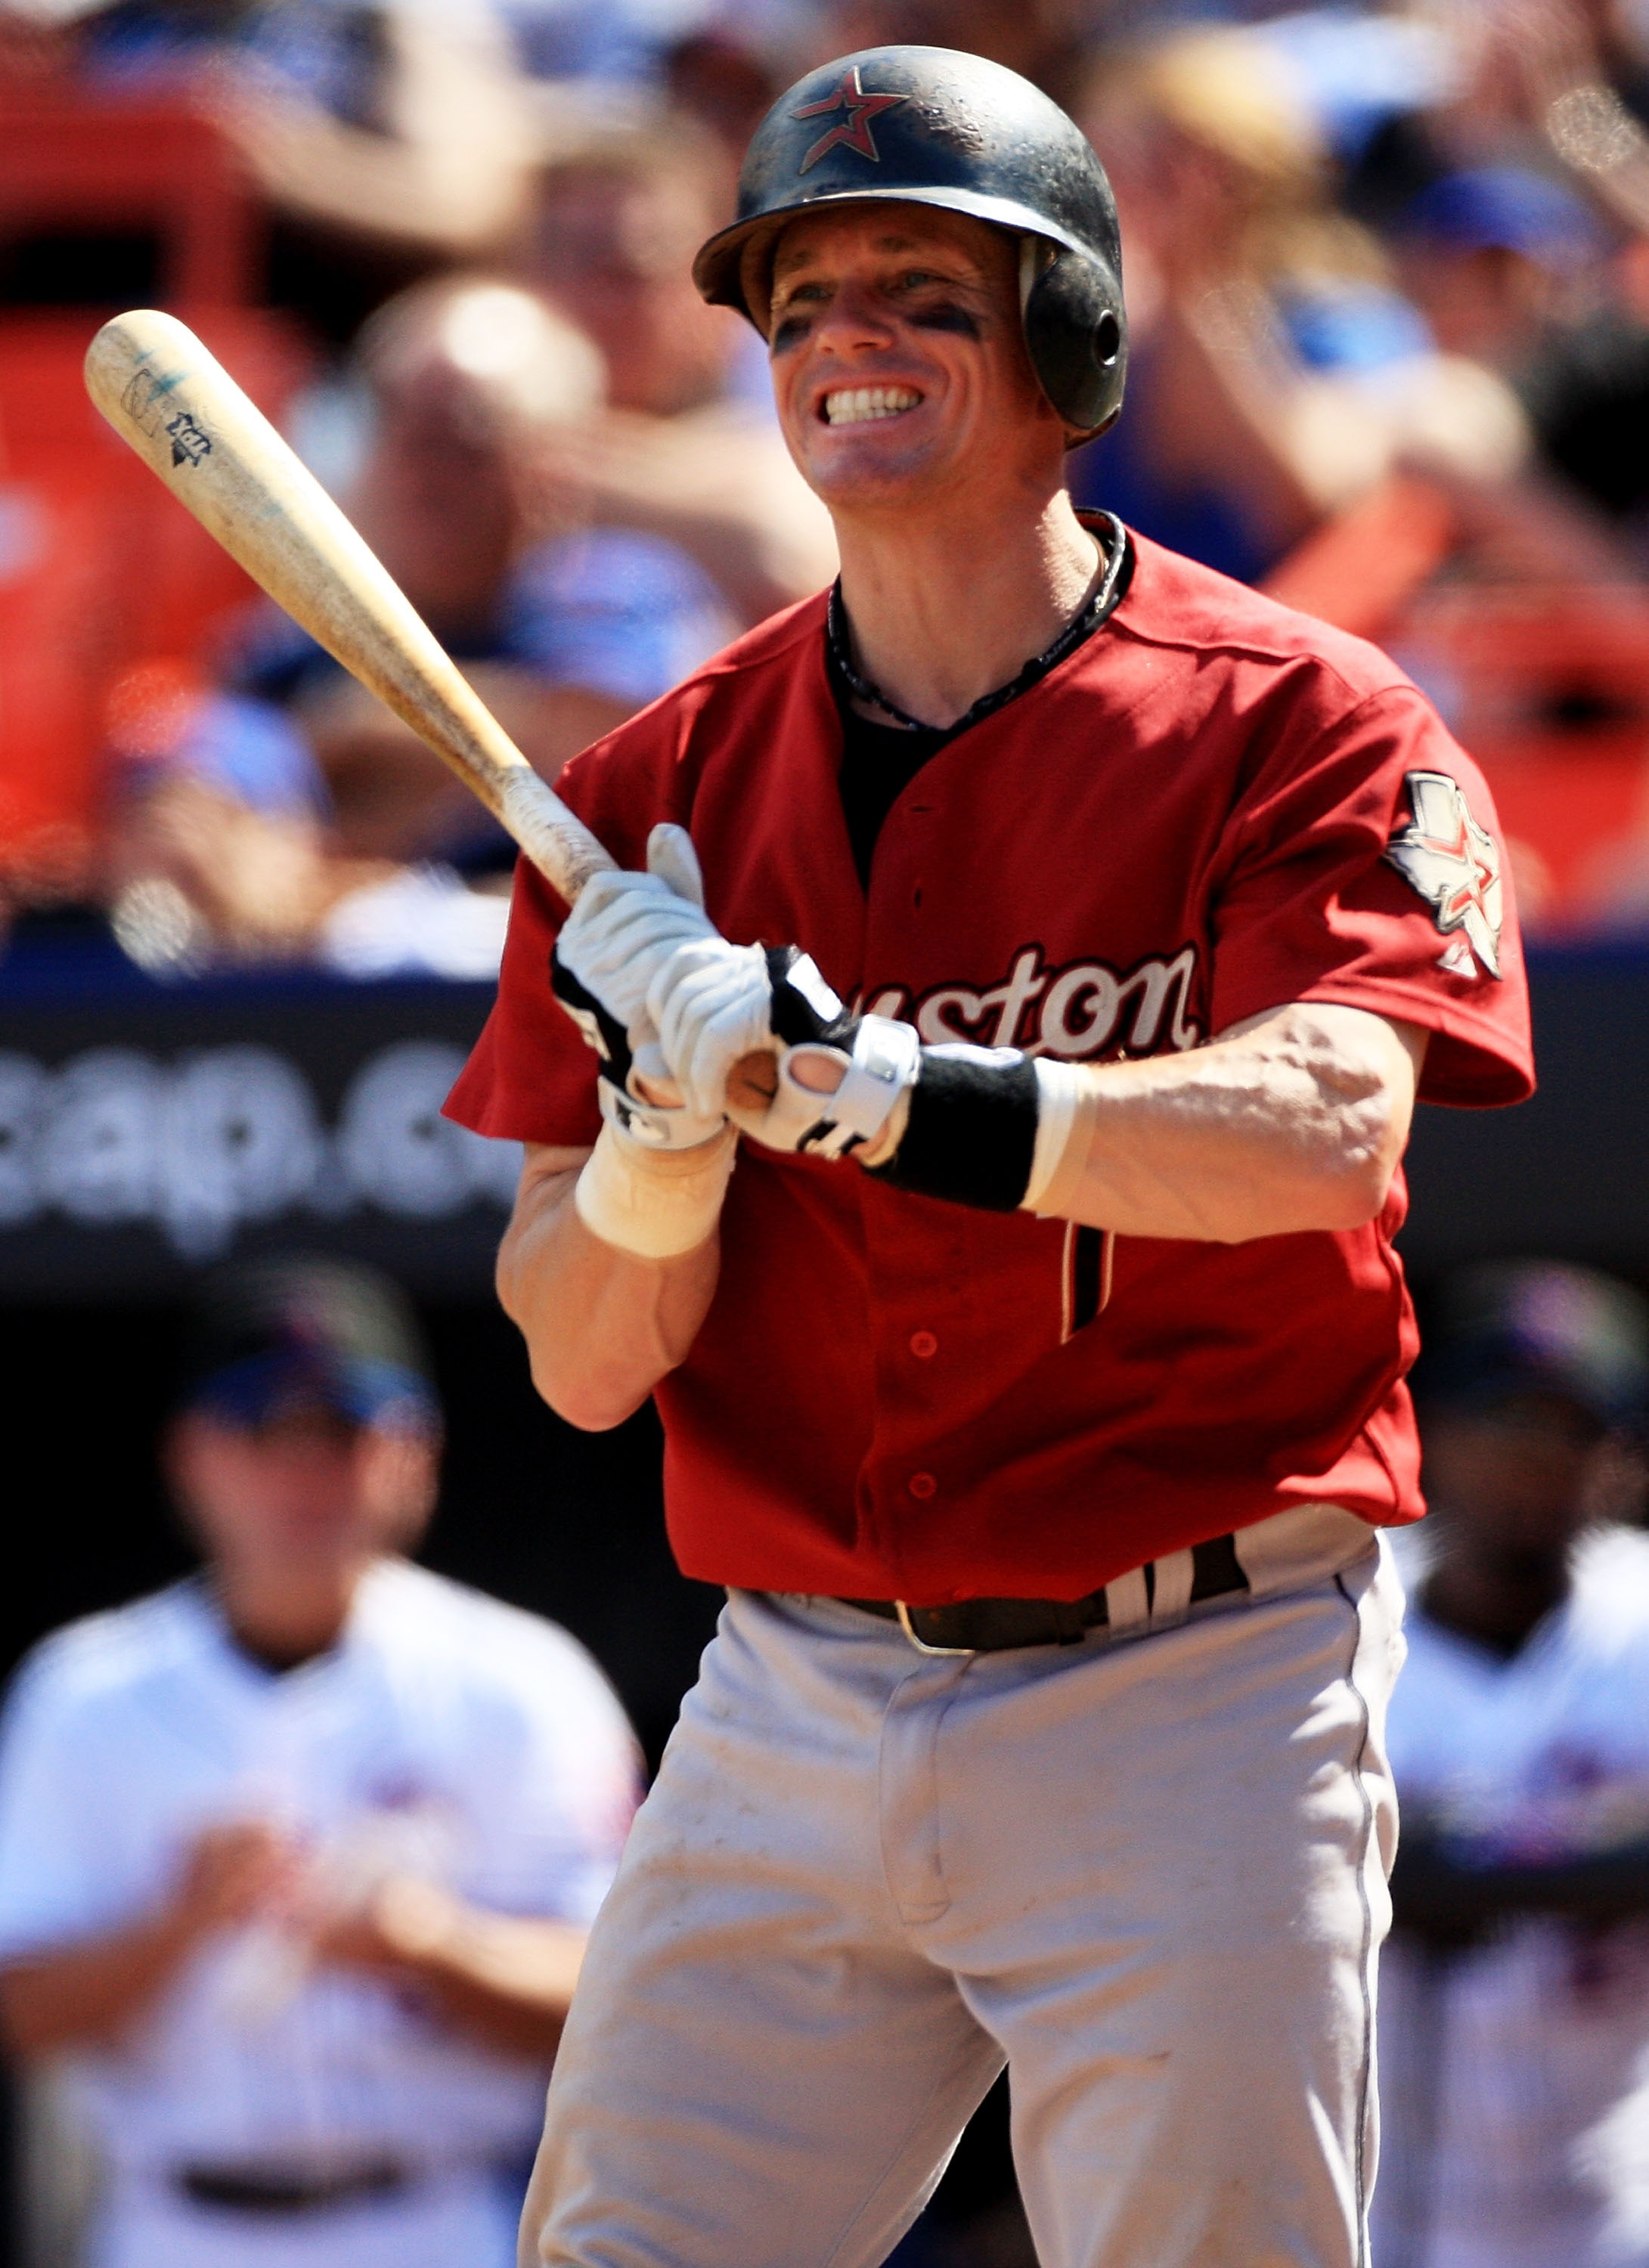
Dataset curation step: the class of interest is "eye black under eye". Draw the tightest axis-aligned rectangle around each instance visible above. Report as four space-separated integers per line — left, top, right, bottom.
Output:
909 303 982 339
771 314 811 353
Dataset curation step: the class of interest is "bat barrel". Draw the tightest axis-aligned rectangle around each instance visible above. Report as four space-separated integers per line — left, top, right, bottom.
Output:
84 310 779 1111
84 309 614 904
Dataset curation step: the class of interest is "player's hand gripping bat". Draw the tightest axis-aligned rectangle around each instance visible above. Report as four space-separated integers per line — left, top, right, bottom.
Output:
84 308 776 1111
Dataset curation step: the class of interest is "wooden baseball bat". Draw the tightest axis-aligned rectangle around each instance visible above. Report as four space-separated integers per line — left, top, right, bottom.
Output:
85 308 615 901
85 308 777 1107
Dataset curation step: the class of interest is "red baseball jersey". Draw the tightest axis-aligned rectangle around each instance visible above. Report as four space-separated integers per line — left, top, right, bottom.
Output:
447 533 1533 1603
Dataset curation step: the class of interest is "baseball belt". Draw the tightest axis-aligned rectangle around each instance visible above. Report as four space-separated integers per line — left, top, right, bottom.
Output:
840 1533 1248 1655
175 2158 411 2215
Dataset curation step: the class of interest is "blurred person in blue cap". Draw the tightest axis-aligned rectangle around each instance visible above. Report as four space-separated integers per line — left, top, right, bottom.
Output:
1390 150 1649 566
1375 1260 1649 2268
0 1254 639 2268
1393 164 1609 373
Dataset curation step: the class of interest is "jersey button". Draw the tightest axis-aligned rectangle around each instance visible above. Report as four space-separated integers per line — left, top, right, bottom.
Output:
909 1471 938 1499
909 1331 938 1359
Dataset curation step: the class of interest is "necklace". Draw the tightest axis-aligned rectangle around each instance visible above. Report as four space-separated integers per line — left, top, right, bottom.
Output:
826 511 1130 736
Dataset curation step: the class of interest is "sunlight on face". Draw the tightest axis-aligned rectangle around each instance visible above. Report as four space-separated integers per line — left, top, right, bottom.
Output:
761 204 1059 513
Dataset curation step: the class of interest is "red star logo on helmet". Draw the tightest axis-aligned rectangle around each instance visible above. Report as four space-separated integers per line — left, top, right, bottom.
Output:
792 67 907 176
1384 770 1504 978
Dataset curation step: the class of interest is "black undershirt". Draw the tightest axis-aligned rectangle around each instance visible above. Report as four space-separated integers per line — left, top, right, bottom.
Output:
828 522 1132 890
833 707 953 891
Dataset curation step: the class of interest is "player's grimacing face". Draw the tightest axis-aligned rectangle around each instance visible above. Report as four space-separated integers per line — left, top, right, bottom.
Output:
764 206 1061 509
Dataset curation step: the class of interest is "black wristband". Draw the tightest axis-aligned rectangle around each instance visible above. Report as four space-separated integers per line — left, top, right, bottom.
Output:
866 1051 1040 1213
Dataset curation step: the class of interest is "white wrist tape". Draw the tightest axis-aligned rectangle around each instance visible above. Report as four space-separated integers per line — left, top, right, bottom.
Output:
574 1121 737 1260
1021 1058 1090 1215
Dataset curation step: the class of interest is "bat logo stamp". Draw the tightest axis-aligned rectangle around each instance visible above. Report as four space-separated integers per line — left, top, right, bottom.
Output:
164 411 212 469
119 364 175 439
117 367 212 468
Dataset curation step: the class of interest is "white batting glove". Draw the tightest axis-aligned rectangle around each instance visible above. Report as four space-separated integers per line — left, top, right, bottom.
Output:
645 940 1090 1218
653 945 921 1161
646 934 773 1121
737 1024 922 1159
551 823 734 1152
555 825 719 1036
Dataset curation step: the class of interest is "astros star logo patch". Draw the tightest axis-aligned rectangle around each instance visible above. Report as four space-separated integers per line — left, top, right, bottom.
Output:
1384 770 1503 978
792 67 906 175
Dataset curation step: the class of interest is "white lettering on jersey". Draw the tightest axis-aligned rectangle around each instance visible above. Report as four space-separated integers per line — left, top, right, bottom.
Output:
860 944 1202 1060
1384 769 1502 978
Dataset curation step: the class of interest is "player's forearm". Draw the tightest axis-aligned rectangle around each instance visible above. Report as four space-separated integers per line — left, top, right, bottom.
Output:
414 1913 585 2059
0 1911 201 2056
359 1882 587 2060
1037 1004 1426 1243
497 1151 722 1430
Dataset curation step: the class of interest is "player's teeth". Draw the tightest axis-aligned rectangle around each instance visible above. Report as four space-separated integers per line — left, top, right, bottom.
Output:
824 386 922 426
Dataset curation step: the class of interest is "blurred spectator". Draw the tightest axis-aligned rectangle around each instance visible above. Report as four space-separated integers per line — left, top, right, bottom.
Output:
4 0 540 262
1376 1260 1649 2268
110 274 731 975
1393 164 1609 372
1378 158 1649 586
801 0 1090 109
0 1254 640 2268
1519 294 1649 550
516 122 736 422
662 26 785 163
514 119 838 624
1073 25 1530 584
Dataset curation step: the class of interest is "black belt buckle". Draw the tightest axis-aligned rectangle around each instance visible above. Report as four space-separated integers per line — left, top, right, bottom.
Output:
894 1600 977 1656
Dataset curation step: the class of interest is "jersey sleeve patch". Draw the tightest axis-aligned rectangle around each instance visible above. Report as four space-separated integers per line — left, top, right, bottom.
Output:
1383 770 1503 980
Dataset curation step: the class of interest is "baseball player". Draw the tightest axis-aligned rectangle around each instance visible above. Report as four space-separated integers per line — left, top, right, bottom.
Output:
445 45 1535 2268
0 1257 640 2268
1376 1263 1649 2268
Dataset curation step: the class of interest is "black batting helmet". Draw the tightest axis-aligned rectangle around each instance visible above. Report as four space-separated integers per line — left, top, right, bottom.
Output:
692 46 1127 440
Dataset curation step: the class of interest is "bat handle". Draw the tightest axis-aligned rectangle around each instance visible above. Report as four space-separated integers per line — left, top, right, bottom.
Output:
632 1048 779 1118
727 1049 780 1113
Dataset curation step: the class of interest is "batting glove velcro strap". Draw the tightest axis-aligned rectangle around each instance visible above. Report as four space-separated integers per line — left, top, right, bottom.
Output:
866 1043 1042 1212
780 1015 922 1160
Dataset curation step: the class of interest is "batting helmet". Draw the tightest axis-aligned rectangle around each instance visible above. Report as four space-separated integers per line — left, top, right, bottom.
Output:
692 45 1127 439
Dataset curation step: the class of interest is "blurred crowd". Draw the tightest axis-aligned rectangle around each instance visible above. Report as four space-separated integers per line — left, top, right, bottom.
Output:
5 0 1649 967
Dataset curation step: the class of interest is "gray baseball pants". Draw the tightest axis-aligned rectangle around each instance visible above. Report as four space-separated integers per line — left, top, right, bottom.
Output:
522 1504 1404 2268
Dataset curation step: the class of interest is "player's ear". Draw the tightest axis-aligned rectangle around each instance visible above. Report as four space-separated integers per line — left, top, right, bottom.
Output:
739 235 776 339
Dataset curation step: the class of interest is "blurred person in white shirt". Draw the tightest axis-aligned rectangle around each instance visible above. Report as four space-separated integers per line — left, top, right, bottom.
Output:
1376 1260 1649 2268
0 1253 640 2268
